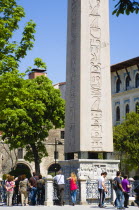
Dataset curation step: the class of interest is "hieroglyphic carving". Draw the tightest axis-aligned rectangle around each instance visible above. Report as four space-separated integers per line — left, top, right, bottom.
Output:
67 0 79 150
89 0 103 150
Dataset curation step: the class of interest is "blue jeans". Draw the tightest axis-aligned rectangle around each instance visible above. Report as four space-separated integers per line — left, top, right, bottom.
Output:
30 187 37 205
115 189 125 208
98 189 105 207
71 190 77 204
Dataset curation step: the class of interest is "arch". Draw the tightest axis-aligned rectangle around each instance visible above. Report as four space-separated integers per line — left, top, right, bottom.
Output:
125 104 130 115
135 102 139 113
135 73 139 88
48 163 61 176
16 160 33 172
125 76 130 90
116 106 120 121
9 162 32 178
116 78 120 93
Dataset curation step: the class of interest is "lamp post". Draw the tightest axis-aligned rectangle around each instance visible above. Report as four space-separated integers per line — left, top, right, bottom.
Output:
54 138 57 176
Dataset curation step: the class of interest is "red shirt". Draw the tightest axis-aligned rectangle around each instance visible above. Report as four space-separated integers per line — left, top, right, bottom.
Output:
70 178 78 191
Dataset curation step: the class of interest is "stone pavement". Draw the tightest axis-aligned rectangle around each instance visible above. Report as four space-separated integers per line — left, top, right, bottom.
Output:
0 204 138 210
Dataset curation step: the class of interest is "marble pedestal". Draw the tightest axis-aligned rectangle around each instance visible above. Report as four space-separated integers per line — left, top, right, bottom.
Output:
59 159 120 180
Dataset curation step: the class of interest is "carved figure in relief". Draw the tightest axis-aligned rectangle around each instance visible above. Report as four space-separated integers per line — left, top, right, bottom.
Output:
90 38 100 47
91 72 101 87
89 0 100 16
91 87 101 97
91 110 102 118
91 125 102 136
90 16 100 29
90 64 101 73
91 97 100 110
90 27 101 39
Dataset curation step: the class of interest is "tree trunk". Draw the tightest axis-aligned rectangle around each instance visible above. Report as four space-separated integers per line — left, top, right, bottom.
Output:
30 143 40 175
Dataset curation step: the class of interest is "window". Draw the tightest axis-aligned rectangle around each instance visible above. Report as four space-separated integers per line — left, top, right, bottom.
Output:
116 78 120 93
135 73 139 88
116 106 120 121
18 148 23 159
61 131 65 139
125 104 129 115
54 151 58 159
136 102 139 113
125 76 130 90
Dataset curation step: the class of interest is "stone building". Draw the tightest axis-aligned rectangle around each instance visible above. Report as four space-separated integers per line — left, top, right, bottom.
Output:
111 56 139 125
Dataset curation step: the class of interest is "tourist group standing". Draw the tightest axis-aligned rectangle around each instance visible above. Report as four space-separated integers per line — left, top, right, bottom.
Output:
2 172 45 206
113 171 132 209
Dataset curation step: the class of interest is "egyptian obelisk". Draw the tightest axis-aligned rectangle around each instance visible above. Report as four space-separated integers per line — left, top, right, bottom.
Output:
60 0 119 180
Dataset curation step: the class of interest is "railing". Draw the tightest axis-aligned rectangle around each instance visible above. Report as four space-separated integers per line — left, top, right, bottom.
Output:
129 181 139 197
86 180 113 204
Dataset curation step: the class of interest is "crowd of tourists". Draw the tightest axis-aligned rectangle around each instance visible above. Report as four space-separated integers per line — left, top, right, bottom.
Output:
0 170 139 207
98 171 139 209
0 172 45 206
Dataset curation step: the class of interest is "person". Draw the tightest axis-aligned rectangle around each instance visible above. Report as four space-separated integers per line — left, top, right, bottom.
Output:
13 175 22 205
122 175 131 208
113 171 125 209
98 172 108 208
36 174 45 205
54 170 65 206
19 174 29 206
67 172 78 206
5 175 15 206
29 172 38 205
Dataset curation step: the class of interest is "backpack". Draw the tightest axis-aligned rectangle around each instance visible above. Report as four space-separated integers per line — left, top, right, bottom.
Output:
37 180 44 190
112 178 118 190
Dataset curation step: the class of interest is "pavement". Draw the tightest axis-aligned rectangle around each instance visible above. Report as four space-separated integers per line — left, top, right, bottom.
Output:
0 204 139 210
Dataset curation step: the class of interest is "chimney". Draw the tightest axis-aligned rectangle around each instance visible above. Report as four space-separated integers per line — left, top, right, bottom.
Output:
28 69 47 79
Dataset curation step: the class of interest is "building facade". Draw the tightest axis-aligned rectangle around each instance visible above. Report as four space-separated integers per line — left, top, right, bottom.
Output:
111 57 139 125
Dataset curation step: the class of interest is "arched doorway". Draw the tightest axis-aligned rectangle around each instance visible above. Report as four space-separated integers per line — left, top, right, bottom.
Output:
9 163 31 178
48 163 61 176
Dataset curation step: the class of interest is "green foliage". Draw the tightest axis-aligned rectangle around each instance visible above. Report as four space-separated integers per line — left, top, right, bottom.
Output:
0 72 65 171
112 0 139 16
34 58 47 70
0 0 36 74
113 112 139 170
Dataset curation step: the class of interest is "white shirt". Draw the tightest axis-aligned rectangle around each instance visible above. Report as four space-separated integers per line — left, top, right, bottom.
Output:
98 176 105 189
54 174 65 185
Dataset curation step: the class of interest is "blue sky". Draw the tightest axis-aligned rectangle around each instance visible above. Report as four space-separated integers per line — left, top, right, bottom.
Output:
16 0 139 84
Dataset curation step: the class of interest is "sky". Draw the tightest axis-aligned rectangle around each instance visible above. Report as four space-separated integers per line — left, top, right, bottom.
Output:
15 0 139 84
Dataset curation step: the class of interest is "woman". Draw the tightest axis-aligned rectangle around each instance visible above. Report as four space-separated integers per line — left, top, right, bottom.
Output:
19 174 28 206
67 172 78 206
5 175 15 206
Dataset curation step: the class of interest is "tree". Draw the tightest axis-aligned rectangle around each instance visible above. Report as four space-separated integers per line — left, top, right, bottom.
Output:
0 71 65 174
0 0 37 75
113 112 139 171
112 0 139 16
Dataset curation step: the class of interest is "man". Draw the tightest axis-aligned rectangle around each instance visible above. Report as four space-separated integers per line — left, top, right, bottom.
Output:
54 170 65 206
98 172 108 208
114 171 125 209
29 172 38 205
122 175 131 208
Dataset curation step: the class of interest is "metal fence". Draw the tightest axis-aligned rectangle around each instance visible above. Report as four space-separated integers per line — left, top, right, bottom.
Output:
86 180 113 204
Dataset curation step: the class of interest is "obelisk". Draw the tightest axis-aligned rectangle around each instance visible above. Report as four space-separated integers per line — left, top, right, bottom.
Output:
60 0 119 180
65 0 113 158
